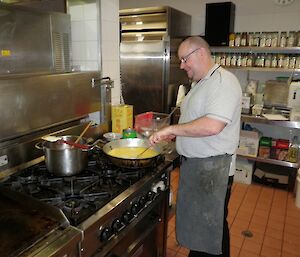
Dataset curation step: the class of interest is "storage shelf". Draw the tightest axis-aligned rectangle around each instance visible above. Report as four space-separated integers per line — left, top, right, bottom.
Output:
222 66 300 73
241 114 300 129
211 46 300 54
237 154 299 169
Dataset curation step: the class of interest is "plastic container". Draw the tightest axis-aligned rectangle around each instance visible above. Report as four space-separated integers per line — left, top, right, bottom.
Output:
134 112 170 137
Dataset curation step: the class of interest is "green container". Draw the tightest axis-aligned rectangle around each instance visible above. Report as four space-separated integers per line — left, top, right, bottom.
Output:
259 137 272 147
122 128 137 139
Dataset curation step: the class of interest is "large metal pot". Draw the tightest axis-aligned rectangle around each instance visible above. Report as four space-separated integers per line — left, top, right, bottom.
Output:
36 135 88 176
102 138 162 169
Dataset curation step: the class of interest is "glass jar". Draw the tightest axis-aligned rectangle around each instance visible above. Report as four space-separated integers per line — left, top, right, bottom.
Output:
271 32 279 47
265 54 272 67
296 56 300 69
235 32 241 47
237 53 242 67
278 54 284 68
225 54 232 66
247 54 254 67
280 31 287 47
229 33 235 47
241 54 248 67
248 32 254 46
254 32 260 46
289 56 296 69
271 55 278 68
241 32 247 46
265 32 272 47
287 31 296 47
230 54 237 66
215 54 221 64
283 55 290 69
260 32 266 47
220 54 226 66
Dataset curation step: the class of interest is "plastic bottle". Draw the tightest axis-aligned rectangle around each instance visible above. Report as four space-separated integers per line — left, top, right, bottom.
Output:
288 136 299 163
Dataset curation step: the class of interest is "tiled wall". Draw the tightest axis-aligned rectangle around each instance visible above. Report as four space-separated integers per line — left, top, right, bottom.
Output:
68 0 121 125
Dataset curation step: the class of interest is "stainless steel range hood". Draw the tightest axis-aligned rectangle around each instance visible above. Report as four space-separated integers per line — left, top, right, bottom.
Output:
0 2 71 74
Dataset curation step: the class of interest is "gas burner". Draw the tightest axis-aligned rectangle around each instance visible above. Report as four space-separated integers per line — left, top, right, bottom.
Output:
102 169 118 178
63 199 84 216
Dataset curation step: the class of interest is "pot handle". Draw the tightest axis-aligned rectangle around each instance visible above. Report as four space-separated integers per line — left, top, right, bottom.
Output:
88 138 106 150
35 141 44 150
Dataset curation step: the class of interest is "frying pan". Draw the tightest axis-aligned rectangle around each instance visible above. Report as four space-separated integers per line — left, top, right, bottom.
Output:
102 138 162 169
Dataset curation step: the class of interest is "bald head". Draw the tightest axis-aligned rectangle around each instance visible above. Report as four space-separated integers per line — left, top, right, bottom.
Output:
178 36 214 81
180 36 211 55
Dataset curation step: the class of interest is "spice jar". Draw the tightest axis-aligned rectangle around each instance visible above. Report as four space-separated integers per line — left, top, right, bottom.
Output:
229 33 235 47
260 32 266 47
241 54 248 67
241 32 247 46
271 55 278 68
280 31 287 47
220 54 226 66
253 32 260 46
287 31 296 47
235 32 241 47
237 53 242 67
283 55 290 69
225 54 232 66
248 32 254 46
289 56 296 69
247 54 254 67
265 54 272 67
230 54 237 66
271 32 279 47
296 56 300 69
265 32 272 47
278 54 284 68
215 54 221 64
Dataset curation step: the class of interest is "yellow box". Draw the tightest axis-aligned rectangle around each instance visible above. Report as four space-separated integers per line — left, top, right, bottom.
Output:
111 105 133 133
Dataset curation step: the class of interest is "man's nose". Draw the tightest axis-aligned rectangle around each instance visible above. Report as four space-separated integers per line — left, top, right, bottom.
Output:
180 62 185 69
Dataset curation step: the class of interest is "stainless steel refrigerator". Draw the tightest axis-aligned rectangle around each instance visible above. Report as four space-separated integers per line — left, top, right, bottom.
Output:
120 6 191 115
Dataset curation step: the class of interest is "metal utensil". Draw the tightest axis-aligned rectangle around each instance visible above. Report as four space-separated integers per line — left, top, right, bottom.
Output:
136 146 152 159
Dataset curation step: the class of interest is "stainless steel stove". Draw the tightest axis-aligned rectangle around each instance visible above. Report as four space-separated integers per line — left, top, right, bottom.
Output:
2 148 176 257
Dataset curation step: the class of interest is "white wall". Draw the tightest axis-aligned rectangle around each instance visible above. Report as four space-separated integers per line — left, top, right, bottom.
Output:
120 0 300 36
68 0 121 124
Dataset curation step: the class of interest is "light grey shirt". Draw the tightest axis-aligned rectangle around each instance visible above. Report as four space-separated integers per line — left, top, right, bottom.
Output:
176 64 242 158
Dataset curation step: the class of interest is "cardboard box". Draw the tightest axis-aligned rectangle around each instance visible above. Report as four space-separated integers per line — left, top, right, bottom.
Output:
253 168 288 185
111 105 133 134
234 158 254 185
237 130 260 157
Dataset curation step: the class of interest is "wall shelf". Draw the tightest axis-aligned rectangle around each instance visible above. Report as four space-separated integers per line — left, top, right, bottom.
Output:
237 154 299 169
211 46 300 54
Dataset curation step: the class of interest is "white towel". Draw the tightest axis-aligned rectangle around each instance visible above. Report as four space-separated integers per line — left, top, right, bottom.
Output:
176 85 186 106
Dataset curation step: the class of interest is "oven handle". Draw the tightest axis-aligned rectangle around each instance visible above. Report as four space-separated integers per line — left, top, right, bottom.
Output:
107 215 160 257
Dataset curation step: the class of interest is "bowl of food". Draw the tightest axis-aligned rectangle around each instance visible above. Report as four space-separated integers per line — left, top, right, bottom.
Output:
103 132 122 141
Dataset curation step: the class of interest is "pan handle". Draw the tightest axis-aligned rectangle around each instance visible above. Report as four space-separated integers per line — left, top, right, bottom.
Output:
35 141 44 150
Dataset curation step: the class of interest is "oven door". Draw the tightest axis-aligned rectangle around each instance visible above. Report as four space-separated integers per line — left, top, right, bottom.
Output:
102 190 169 257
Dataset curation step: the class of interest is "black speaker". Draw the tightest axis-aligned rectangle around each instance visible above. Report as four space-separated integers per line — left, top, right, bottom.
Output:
205 2 235 46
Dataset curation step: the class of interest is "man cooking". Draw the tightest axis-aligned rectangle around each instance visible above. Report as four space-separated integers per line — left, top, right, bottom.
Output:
149 36 242 257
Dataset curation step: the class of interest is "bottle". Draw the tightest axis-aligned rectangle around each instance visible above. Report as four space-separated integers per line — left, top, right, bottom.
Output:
287 31 296 47
241 32 247 46
288 136 299 163
280 31 287 47
235 32 241 47
229 33 235 47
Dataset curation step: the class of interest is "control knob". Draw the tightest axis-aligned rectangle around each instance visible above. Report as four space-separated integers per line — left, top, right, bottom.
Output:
99 227 112 242
146 191 155 201
131 202 141 215
151 181 165 193
121 210 133 224
139 195 147 207
111 218 123 233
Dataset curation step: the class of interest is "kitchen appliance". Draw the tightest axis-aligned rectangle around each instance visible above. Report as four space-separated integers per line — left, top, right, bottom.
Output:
119 6 191 115
263 79 289 108
2 144 176 257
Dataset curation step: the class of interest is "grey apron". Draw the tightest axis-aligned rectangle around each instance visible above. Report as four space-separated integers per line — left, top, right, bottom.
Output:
176 154 231 255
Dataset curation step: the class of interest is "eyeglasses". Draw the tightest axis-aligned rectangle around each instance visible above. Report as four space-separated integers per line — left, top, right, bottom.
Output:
180 48 201 64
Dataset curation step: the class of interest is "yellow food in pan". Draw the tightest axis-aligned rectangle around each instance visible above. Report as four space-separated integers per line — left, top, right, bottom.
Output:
107 147 158 159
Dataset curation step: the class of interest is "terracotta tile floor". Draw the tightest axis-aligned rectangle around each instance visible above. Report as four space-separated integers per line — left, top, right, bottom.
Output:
167 168 300 257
